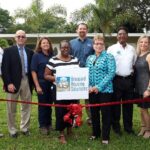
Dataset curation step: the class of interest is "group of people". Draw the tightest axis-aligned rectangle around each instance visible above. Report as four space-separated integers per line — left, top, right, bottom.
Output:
0 23 150 145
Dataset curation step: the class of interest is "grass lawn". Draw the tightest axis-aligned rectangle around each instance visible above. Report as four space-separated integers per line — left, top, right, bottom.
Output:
0 79 150 150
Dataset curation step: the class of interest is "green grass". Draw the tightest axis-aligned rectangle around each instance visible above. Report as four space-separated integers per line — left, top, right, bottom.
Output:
0 79 150 150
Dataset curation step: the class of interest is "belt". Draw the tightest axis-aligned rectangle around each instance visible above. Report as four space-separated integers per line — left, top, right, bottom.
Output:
115 74 133 79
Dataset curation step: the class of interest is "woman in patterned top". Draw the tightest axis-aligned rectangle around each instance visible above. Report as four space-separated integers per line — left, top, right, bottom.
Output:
86 35 116 144
44 40 79 144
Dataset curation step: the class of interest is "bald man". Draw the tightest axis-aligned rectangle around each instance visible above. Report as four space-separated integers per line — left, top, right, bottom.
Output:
1 30 34 138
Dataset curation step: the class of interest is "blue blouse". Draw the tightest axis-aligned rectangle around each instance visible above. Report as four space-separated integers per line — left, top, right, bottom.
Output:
31 52 52 80
86 50 116 93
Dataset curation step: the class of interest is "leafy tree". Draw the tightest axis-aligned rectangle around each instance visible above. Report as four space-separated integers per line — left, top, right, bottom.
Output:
0 8 13 33
0 39 9 48
14 0 67 33
71 0 149 33
71 0 118 35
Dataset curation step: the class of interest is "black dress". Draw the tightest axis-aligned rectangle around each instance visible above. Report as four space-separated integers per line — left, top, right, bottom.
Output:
135 52 150 108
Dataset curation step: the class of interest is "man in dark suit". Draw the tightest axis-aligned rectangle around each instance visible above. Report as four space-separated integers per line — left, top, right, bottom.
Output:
1 30 34 138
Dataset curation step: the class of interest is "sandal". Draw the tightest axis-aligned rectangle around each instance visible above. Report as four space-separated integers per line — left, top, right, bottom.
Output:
138 126 146 136
59 134 67 144
143 130 150 139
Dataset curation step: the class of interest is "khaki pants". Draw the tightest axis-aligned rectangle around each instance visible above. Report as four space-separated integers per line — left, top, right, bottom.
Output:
6 76 31 134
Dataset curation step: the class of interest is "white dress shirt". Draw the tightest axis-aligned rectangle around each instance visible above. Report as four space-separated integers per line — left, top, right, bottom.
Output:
107 42 137 77
0 47 3 75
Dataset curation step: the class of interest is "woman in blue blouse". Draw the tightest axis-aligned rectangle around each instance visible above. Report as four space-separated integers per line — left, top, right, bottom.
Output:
86 35 116 144
31 37 53 135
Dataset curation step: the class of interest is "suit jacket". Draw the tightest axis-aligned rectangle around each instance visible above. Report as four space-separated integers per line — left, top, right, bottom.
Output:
1 45 34 93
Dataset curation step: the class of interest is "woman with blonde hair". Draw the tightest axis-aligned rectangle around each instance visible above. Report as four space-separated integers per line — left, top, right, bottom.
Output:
86 35 116 144
135 35 150 138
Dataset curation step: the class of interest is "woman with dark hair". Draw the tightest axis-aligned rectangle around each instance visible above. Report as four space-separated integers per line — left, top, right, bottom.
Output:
31 37 53 135
44 40 79 144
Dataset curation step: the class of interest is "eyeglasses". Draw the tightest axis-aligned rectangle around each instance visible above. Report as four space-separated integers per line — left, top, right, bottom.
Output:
94 43 104 46
61 46 70 49
16 36 26 39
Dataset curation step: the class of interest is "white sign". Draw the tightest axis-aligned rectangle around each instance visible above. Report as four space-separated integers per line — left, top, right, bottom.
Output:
56 67 89 100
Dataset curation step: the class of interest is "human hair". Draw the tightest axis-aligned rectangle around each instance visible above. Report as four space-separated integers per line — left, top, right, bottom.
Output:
59 40 70 48
136 35 150 56
35 37 53 54
77 22 88 29
117 26 128 34
93 35 105 43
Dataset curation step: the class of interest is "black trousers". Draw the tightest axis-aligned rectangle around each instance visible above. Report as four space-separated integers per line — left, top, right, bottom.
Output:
112 75 134 132
51 85 77 131
89 92 112 140
37 80 53 128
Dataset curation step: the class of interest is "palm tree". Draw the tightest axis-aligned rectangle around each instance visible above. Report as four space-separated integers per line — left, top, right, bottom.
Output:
14 0 67 33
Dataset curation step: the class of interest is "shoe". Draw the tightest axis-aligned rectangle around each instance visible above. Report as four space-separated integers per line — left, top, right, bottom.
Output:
102 140 109 144
113 129 122 136
22 130 30 136
47 125 54 131
138 126 146 136
125 129 135 135
10 133 18 138
143 131 150 139
86 118 92 126
39 127 49 135
59 134 67 144
0 133 4 138
89 136 99 140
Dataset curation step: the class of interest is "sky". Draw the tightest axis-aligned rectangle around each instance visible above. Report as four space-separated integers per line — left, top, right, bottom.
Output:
0 0 94 19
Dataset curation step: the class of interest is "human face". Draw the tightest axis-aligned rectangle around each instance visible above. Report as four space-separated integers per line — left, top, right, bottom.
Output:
93 39 105 56
15 30 27 47
76 24 88 39
40 39 50 52
139 37 150 52
60 42 70 57
117 29 128 45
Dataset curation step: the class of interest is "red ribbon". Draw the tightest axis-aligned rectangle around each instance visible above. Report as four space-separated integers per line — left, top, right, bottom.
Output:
1 97 150 127
0 97 150 108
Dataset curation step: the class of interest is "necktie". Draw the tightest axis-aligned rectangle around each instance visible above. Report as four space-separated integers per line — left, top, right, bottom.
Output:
20 48 26 77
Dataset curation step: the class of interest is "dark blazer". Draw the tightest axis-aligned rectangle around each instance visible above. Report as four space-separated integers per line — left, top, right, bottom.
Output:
1 45 34 93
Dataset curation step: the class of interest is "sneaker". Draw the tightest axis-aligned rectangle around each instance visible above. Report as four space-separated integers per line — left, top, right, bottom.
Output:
102 140 109 144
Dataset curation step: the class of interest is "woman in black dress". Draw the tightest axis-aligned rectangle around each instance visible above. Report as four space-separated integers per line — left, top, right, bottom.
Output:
135 35 150 139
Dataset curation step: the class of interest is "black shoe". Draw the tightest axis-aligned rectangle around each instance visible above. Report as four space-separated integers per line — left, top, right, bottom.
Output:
125 129 135 135
113 129 122 136
22 131 30 136
10 133 18 138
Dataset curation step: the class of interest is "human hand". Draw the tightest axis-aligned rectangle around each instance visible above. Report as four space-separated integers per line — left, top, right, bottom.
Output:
8 84 16 93
143 90 150 98
36 86 43 95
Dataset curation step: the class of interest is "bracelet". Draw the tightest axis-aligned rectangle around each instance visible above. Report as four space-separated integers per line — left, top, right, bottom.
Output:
147 86 150 92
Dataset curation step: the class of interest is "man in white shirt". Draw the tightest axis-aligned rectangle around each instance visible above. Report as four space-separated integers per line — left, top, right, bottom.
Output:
0 47 3 137
0 47 3 75
107 26 137 135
